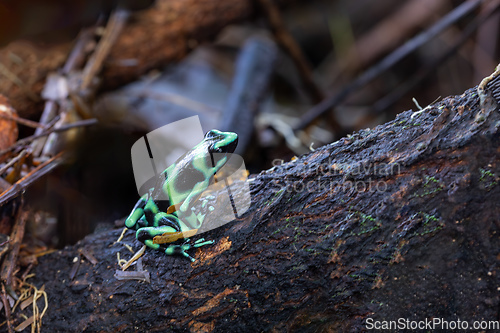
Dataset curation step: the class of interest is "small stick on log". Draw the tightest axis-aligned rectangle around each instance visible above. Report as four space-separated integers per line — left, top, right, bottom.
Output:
472 0 500 82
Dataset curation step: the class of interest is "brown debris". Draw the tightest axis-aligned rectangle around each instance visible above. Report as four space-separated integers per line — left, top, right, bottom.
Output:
0 96 18 163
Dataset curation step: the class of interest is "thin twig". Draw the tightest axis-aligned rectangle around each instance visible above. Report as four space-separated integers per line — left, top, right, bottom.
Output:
0 119 97 156
365 0 500 120
81 8 130 91
0 151 27 177
31 101 57 157
62 28 97 75
51 118 98 133
0 62 40 102
256 0 323 102
0 113 43 129
294 0 485 131
0 200 27 291
255 0 343 134
0 152 64 206
1 284 13 333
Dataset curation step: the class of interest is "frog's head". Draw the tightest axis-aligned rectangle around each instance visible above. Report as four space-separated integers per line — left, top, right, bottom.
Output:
204 129 238 156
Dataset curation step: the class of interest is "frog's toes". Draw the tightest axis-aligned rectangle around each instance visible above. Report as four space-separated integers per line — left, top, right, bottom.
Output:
165 244 196 261
162 239 214 261
177 248 196 262
193 238 215 247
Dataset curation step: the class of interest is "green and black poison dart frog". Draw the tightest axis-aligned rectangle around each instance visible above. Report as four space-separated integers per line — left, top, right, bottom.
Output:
125 129 238 261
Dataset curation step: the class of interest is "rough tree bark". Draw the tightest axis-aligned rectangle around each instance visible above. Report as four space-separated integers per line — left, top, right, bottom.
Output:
26 75 500 332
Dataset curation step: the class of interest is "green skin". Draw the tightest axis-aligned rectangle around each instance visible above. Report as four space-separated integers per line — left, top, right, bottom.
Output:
125 129 238 261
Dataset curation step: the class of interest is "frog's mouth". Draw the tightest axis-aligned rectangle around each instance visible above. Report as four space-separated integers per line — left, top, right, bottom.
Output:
209 137 238 155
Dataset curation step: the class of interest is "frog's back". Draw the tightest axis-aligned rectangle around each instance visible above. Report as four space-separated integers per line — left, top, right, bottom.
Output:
150 129 237 210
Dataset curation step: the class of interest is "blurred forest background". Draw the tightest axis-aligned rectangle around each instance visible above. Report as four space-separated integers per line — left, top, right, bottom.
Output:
0 0 498 247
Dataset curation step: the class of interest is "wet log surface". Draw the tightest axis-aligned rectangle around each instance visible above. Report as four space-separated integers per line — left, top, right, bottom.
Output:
33 85 499 332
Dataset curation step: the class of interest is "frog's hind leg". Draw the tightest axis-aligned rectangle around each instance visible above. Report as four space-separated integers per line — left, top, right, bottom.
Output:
162 238 215 262
136 226 178 251
136 226 214 261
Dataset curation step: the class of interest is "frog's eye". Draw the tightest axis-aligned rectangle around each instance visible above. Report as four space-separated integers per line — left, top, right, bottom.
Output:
209 145 223 154
204 130 220 140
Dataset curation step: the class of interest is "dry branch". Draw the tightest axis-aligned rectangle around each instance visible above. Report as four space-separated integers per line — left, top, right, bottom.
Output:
335 0 450 76
256 0 323 102
295 0 487 131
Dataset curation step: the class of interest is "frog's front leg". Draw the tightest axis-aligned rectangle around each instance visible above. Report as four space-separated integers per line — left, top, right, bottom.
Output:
125 194 149 230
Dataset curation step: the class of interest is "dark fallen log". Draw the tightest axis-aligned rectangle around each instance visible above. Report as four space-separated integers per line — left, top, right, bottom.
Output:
29 78 500 332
